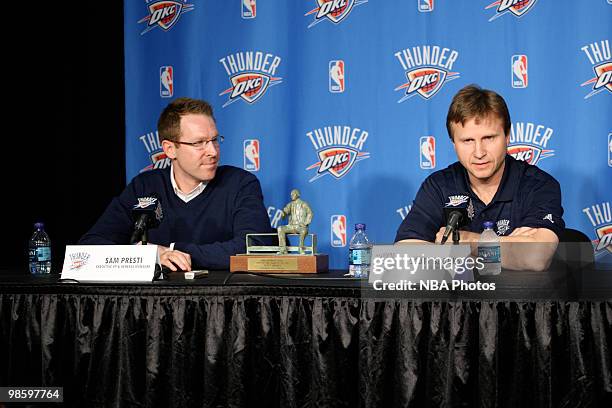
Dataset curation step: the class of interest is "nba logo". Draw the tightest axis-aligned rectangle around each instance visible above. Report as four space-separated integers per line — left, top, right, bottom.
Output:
244 139 260 171
329 60 345 93
608 133 611 167
242 0 256 19
512 55 528 88
331 215 347 247
160 66 173 98
418 0 434 12
420 136 436 169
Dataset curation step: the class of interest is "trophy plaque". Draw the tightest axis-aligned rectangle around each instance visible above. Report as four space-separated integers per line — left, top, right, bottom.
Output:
230 233 328 273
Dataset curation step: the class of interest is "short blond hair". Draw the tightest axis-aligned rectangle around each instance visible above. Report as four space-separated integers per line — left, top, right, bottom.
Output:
157 97 215 142
446 85 511 140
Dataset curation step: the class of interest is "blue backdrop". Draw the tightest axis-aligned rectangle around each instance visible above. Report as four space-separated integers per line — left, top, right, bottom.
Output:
124 1 611 268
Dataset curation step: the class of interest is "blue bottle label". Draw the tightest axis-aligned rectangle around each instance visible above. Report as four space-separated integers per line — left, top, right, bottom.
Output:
478 246 500 263
36 247 51 262
349 249 371 265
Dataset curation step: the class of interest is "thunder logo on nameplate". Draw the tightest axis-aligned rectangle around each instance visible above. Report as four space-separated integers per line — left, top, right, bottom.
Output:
394 45 460 102
331 215 347 247
485 0 538 22
420 136 436 169
329 60 345 93
512 55 528 88
305 0 368 28
244 139 260 171
69 252 91 270
306 125 371 182
160 66 173 98
138 0 195 35
219 51 283 107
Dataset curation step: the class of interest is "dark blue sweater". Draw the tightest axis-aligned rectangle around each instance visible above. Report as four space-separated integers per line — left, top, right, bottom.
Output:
79 166 272 269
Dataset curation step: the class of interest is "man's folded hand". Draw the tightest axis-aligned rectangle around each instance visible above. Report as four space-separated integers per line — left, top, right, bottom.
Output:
158 245 192 271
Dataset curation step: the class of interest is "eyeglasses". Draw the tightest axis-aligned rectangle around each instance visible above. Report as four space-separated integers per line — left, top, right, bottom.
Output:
173 135 224 150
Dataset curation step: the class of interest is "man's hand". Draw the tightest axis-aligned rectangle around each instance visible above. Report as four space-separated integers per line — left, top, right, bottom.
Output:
509 227 537 237
434 226 544 241
434 226 558 271
157 245 192 271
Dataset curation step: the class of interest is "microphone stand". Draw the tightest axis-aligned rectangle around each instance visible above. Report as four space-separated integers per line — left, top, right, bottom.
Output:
130 214 150 245
452 229 460 245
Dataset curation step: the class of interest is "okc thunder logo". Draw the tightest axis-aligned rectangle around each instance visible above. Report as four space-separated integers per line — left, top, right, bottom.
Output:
446 195 469 207
305 125 371 182
219 73 282 107
395 67 460 102
141 150 171 172
507 145 554 165
138 1 194 35
69 252 91 270
581 61 612 99
496 219 511 235
218 51 283 107
135 197 158 209
582 202 612 259
307 147 370 181
305 0 368 28
486 0 538 22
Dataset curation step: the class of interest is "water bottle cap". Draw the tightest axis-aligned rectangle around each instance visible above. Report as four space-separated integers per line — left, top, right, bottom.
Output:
354 223 366 231
34 222 44 230
483 221 494 229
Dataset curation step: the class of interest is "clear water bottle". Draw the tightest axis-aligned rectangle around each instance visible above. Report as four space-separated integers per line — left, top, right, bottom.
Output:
29 222 52 274
348 223 372 278
478 221 501 275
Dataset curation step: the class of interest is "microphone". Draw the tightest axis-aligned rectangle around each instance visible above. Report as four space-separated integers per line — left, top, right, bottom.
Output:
440 203 469 245
130 194 163 244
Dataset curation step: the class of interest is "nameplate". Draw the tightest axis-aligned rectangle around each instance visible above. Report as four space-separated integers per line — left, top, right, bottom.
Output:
61 245 158 282
247 257 299 271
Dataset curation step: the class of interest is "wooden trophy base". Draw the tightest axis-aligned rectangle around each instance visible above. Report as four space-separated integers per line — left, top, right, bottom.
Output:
230 254 328 274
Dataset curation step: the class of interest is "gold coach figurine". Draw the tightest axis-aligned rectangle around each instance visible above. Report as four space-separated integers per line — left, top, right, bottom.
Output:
277 189 313 255
229 188 328 273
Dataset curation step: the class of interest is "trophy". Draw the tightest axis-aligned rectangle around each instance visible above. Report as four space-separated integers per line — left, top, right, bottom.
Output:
230 189 328 273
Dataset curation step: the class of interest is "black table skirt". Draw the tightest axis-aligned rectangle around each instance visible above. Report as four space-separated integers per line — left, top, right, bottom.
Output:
1 272 611 408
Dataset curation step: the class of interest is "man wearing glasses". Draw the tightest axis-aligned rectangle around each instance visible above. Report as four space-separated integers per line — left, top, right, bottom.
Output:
79 97 272 271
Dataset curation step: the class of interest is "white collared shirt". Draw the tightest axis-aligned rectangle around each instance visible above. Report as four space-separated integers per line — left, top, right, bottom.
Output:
170 164 207 203
167 164 208 251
